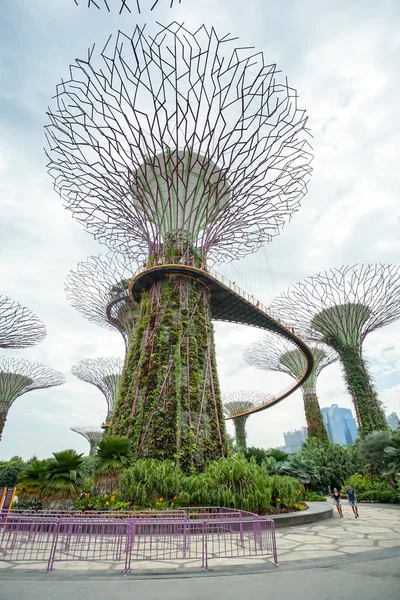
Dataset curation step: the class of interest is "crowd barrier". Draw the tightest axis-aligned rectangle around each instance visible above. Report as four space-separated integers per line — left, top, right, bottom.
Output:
0 508 278 572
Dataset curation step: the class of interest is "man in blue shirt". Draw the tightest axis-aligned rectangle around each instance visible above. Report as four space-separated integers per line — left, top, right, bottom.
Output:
346 485 359 518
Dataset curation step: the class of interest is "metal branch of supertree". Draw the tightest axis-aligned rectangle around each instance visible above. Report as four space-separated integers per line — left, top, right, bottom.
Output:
222 390 272 419
65 253 138 352
71 357 124 421
46 22 313 264
70 426 104 456
0 357 65 441
73 0 181 14
0 295 46 349
270 264 400 344
244 335 337 390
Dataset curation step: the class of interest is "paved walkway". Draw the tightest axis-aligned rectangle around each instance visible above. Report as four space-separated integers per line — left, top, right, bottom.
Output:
0 504 398 573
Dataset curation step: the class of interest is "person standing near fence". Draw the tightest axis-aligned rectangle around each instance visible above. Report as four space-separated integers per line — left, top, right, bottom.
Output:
346 485 359 518
332 488 343 518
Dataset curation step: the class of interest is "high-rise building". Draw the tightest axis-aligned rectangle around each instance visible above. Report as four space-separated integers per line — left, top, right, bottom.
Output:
283 427 308 453
321 404 358 445
386 412 399 431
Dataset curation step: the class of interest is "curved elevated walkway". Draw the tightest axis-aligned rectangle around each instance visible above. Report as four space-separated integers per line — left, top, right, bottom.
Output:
129 264 314 418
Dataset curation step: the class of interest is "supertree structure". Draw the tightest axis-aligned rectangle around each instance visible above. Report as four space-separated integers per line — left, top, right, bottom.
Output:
222 391 266 451
46 23 312 471
244 336 337 442
0 295 46 349
70 426 104 455
0 357 65 441
65 254 138 353
73 0 181 14
271 264 400 436
71 357 124 424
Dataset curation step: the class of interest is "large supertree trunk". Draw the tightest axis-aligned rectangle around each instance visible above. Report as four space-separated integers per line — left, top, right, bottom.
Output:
0 410 7 442
301 388 329 443
110 275 228 472
233 416 248 452
337 345 387 435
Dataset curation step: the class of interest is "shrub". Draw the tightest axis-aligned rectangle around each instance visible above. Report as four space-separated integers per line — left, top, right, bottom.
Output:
357 489 400 504
120 459 182 506
301 490 327 502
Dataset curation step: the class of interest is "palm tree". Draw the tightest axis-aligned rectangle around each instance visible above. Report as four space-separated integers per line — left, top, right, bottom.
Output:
279 455 320 488
94 436 132 494
17 459 48 504
384 429 400 484
44 449 85 508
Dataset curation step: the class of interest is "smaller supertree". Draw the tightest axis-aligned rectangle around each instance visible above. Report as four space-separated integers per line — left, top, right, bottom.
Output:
244 336 336 442
70 426 104 456
223 391 270 452
71 357 124 424
0 295 46 349
271 264 400 435
0 357 65 441
65 254 138 353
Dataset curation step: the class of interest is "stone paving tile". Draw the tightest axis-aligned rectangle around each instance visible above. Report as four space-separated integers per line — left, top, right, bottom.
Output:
339 546 375 554
377 539 400 548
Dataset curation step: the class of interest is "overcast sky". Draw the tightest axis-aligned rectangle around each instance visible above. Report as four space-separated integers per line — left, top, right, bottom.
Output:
1 0 400 460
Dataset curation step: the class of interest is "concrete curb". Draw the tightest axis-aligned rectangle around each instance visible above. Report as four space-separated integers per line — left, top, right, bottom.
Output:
268 502 333 528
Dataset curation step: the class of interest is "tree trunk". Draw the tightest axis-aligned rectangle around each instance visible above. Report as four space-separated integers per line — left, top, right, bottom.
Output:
233 416 248 452
302 389 330 443
110 275 228 472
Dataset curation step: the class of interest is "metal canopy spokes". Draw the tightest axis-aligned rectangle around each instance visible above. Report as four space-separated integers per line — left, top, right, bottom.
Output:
46 22 313 265
0 295 46 349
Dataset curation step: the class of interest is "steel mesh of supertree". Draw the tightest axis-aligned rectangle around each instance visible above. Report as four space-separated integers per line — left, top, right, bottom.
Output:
70 425 104 456
271 264 400 435
73 0 181 14
46 22 312 265
65 253 138 352
223 390 269 451
46 22 312 471
71 357 124 422
0 295 46 349
244 336 337 442
0 357 65 441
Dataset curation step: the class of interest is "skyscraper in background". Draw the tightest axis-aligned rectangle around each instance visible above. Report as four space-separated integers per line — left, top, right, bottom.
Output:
283 427 308 453
321 404 358 445
386 412 399 430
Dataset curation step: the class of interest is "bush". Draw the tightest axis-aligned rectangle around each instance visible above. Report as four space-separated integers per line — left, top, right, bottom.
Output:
357 489 400 504
301 490 327 502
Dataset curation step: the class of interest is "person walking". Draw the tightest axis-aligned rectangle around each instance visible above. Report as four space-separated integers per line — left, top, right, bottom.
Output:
332 487 343 518
346 485 359 518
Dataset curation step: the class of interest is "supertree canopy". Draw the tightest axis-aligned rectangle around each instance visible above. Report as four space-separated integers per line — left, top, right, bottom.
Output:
0 295 46 349
73 0 180 14
223 391 266 452
70 426 104 456
271 264 400 435
65 254 138 353
0 357 65 441
46 23 312 471
71 357 124 424
244 335 337 442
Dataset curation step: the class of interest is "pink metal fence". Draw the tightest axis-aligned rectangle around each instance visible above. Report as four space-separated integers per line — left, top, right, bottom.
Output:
0 510 278 572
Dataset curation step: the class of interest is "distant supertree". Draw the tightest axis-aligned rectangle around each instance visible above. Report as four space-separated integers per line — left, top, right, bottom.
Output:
71 357 124 423
0 295 46 349
46 23 312 471
0 357 65 441
244 336 337 442
70 426 104 456
223 391 265 451
73 0 181 14
65 254 138 353
271 264 400 435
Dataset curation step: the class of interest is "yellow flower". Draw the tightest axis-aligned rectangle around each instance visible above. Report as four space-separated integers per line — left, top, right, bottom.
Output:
85 493 90 499
111 496 116 502
112 490 117 495
103 493 108 499
171 502 174 507
159 497 163 502
106 501 109 506
276 498 280 503
173 496 178 500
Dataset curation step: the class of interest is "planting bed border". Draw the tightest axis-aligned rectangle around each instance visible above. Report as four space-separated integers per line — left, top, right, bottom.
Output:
268 501 333 528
